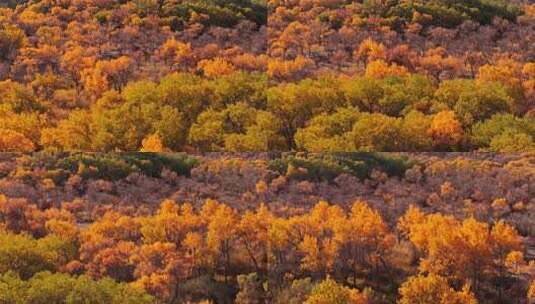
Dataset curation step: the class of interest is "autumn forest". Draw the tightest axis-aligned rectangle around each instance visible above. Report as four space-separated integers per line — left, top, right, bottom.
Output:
0 152 533 304
0 0 534 303
0 0 533 152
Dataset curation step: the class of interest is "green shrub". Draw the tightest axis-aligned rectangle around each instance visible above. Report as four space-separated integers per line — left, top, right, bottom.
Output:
471 114 535 150
361 0 522 28
0 271 154 304
140 0 267 28
268 152 414 182
94 11 110 24
17 152 199 183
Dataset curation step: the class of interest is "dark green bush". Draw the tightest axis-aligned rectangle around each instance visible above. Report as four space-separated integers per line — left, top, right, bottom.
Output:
18 152 199 183
0 0 28 9
361 0 522 28
155 0 267 28
268 152 414 182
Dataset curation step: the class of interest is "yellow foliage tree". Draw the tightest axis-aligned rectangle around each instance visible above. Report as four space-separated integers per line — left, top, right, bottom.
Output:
398 207 522 293
428 111 464 149
398 274 477 304
305 277 370 304
333 201 394 285
297 201 344 276
198 57 236 77
237 204 273 273
0 129 35 152
365 60 408 79
355 38 387 63
206 203 239 283
157 39 194 71
140 133 166 152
